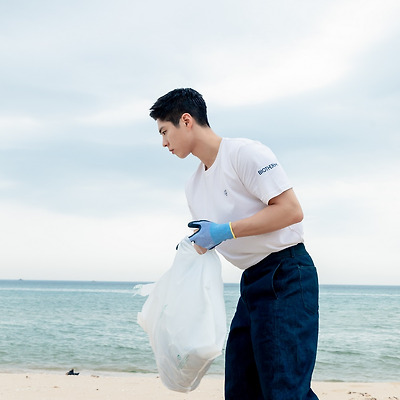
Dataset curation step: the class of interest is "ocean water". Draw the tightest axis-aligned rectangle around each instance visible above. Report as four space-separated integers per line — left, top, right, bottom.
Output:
0 280 399 382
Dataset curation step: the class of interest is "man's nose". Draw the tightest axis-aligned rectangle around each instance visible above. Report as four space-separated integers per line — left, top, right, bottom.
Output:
162 136 168 147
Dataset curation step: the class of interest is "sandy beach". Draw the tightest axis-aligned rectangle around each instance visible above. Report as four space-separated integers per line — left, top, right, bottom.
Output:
0 373 398 400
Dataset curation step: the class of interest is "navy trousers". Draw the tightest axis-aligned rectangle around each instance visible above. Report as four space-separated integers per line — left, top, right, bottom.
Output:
225 243 319 400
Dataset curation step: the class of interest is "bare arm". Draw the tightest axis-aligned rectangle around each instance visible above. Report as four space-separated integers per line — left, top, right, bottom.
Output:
192 188 303 253
231 188 303 238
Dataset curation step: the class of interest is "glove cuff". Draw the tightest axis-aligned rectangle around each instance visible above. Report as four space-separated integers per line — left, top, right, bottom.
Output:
229 222 236 239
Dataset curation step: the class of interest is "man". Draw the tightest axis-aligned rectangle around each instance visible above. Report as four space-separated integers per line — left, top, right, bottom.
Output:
150 88 319 400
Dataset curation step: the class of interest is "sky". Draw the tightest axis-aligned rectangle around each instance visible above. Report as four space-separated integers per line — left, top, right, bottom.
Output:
0 0 399 285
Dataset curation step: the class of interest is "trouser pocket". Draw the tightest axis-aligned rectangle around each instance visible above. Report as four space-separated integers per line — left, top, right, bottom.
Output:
299 264 319 315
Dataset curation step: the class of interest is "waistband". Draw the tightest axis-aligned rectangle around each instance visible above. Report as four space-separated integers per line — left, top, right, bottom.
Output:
252 242 307 268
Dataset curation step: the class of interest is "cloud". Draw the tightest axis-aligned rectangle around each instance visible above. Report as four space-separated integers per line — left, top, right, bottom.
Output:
0 0 399 285
297 171 400 285
0 202 180 279
198 1 400 106
0 178 18 190
50 177 190 217
0 201 241 282
0 115 45 148
77 98 152 126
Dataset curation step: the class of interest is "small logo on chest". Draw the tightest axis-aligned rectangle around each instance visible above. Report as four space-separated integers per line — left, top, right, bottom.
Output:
224 190 228 197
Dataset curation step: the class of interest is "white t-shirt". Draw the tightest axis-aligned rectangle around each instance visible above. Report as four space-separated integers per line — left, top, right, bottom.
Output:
185 138 304 269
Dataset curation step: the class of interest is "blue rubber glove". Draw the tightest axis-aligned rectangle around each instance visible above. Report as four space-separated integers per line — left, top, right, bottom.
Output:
188 220 235 250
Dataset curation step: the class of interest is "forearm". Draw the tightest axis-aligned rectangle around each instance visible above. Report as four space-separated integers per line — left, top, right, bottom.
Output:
188 190 303 251
231 189 303 238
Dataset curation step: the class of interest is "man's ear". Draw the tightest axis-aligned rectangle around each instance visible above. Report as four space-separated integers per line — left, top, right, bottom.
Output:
181 113 193 128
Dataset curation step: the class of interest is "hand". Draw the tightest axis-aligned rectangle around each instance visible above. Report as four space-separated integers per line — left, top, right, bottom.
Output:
188 220 235 250
194 243 208 254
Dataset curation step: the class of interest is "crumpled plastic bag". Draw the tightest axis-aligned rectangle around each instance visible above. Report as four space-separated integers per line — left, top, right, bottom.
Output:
134 237 226 392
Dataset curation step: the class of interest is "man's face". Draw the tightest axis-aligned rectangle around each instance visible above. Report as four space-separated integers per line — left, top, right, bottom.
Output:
157 118 192 159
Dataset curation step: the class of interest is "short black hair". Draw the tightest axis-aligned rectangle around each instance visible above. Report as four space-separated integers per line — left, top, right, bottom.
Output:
149 88 210 127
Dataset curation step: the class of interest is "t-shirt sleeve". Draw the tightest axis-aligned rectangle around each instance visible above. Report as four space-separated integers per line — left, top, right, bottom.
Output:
233 141 292 204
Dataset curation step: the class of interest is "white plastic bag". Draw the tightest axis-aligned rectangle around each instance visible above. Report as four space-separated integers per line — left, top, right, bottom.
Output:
135 237 226 393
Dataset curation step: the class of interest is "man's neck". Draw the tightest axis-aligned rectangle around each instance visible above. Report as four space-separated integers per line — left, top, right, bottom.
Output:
191 127 222 170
